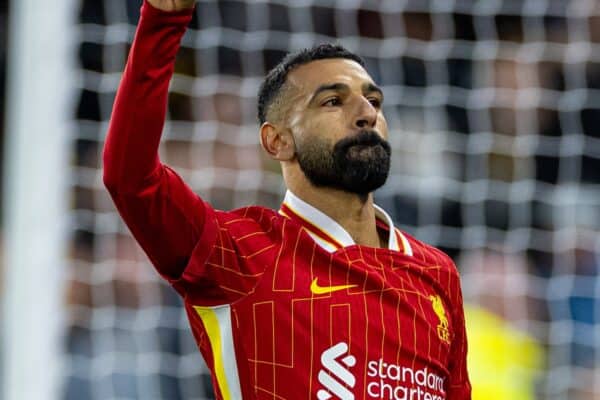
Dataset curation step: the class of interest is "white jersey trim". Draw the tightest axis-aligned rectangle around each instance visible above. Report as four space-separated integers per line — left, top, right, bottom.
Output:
193 305 243 400
283 190 412 256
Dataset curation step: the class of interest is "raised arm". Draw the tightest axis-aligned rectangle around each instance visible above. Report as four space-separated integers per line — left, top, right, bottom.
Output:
103 0 204 280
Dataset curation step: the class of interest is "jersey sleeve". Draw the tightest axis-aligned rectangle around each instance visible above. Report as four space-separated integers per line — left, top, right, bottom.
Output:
103 1 274 306
170 207 278 305
447 268 472 399
103 1 206 281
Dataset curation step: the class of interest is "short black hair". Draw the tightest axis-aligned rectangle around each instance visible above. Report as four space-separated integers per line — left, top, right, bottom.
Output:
257 44 365 124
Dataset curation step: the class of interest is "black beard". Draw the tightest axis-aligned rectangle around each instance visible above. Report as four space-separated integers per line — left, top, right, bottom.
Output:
295 130 391 196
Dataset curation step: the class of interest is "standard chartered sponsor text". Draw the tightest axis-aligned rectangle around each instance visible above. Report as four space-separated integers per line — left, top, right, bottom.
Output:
366 359 445 400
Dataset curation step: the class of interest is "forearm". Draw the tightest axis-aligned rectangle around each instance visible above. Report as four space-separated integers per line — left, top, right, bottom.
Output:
103 0 194 192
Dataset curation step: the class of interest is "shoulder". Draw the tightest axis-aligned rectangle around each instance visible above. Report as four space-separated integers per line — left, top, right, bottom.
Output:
401 231 469 308
213 205 285 237
400 230 459 273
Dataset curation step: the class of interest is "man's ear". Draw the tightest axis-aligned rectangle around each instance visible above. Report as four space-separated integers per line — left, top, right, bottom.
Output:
260 122 295 161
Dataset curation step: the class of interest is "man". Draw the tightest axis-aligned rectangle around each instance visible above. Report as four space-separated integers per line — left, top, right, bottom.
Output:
103 0 472 398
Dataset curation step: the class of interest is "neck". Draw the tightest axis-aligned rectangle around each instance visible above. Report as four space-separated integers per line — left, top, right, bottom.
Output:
287 181 384 248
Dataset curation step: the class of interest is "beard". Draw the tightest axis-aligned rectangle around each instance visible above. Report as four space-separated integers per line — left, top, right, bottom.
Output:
295 130 391 195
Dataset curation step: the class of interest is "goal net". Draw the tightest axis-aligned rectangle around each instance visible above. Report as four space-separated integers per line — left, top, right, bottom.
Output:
64 0 600 399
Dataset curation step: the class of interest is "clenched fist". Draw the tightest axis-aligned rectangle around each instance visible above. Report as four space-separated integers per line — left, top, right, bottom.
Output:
146 0 196 12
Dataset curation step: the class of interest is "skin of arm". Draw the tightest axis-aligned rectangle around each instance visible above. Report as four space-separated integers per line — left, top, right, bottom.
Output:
146 0 196 12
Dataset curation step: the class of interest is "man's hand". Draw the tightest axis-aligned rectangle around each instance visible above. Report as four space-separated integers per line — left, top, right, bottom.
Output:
146 0 196 12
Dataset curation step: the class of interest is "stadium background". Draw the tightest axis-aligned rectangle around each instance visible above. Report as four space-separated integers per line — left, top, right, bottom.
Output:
1 0 599 399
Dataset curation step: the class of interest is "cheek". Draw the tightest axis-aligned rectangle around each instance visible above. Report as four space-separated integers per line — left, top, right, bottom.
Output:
315 110 348 137
377 115 389 136
288 110 304 134
291 107 349 145
297 112 332 134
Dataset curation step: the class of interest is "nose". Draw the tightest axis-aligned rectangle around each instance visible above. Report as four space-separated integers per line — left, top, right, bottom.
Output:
354 97 377 129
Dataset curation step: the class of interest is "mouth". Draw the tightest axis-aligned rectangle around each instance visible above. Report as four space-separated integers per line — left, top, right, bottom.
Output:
346 143 385 159
336 130 383 147
332 130 391 163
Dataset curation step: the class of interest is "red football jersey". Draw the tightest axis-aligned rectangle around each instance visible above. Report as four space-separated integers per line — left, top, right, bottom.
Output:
103 2 471 399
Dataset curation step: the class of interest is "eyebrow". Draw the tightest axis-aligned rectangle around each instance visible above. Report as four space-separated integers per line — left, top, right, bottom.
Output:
363 82 384 100
309 83 350 104
308 82 384 104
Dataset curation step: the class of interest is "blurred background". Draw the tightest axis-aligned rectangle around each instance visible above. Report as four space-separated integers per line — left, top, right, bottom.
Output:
1 0 600 399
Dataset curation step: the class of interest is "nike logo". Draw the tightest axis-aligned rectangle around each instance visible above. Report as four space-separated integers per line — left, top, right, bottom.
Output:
310 278 357 295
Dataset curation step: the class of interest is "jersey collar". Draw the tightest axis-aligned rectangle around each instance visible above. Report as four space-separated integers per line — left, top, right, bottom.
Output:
279 190 413 256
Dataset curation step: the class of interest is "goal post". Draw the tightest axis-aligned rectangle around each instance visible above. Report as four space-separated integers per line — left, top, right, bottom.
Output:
1 0 76 399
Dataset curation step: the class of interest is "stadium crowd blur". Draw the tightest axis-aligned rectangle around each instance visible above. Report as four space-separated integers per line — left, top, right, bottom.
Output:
62 0 600 399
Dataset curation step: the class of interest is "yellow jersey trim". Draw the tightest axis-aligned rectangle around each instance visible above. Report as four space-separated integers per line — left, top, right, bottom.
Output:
194 306 233 400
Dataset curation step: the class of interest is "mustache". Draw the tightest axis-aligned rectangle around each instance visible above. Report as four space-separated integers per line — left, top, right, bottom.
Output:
333 130 391 153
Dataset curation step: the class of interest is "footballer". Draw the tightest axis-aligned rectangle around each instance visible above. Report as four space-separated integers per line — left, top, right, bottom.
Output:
103 0 472 398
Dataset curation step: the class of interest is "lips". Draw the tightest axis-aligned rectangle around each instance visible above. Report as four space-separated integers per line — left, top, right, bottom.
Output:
338 130 384 147
346 144 384 159
336 130 388 160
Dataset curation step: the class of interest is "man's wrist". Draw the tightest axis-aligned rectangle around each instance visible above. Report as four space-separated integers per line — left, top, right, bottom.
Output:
141 0 195 24
144 0 196 14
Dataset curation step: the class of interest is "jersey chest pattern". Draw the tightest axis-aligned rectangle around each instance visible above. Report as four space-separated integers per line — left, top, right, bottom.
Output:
231 224 456 400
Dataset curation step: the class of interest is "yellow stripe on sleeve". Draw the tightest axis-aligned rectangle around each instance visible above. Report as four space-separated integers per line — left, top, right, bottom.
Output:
194 306 234 400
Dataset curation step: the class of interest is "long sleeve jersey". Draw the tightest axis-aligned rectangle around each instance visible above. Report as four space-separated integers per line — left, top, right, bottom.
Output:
103 2 472 399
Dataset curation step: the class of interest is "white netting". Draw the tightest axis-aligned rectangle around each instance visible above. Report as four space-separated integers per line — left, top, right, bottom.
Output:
67 0 600 399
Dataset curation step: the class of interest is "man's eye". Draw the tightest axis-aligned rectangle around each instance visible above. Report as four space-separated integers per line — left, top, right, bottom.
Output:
323 97 342 107
368 98 382 108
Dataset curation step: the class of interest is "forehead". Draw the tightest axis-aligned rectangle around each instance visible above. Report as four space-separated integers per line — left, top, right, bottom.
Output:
286 58 375 95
